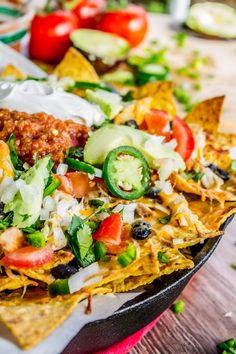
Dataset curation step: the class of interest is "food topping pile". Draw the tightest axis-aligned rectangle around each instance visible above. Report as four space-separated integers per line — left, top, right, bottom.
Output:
0 12 236 349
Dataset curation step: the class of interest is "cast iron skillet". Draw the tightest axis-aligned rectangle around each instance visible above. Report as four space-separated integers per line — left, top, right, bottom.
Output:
63 215 234 354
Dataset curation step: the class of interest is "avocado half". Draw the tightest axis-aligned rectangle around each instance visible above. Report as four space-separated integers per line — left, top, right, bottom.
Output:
70 29 130 74
186 2 236 39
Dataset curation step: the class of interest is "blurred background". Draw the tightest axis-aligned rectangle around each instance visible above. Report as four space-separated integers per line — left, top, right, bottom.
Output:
5 0 236 11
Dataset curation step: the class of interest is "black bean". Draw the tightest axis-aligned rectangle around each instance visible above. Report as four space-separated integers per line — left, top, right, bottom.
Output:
125 120 139 129
145 187 161 199
207 163 230 182
132 220 151 240
51 264 78 279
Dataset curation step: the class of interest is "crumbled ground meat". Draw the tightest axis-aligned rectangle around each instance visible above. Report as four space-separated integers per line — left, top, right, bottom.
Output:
0 109 88 165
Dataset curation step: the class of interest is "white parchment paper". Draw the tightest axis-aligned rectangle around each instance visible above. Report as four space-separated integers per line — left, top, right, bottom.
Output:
0 292 141 354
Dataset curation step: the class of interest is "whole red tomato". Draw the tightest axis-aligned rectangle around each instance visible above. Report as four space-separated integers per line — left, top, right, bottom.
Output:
97 5 148 47
29 10 79 63
72 0 106 28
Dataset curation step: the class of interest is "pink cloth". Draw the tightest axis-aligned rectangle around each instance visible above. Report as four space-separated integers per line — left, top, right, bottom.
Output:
95 315 162 354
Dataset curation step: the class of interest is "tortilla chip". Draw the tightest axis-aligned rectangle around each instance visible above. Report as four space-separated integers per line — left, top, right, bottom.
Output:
185 96 225 133
188 199 236 231
115 82 176 125
171 173 236 203
1 64 25 80
185 96 236 170
134 81 177 117
0 276 37 292
106 253 193 293
54 47 100 83
114 97 152 125
0 292 85 350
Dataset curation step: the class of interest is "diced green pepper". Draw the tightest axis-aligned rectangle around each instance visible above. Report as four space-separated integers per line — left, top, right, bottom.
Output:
171 300 185 314
94 241 107 261
27 231 46 248
49 279 70 297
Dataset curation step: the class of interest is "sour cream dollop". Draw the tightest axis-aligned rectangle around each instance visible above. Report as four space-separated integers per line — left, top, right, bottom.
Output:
0 80 106 127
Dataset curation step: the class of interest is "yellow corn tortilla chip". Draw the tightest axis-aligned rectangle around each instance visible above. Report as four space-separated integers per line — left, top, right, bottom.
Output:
134 81 177 117
115 81 176 125
171 173 236 203
0 276 37 292
114 97 152 125
185 96 225 133
0 286 114 350
1 64 25 80
0 293 83 350
185 96 236 171
54 47 100 83
105 254 193 293
188 199 236 231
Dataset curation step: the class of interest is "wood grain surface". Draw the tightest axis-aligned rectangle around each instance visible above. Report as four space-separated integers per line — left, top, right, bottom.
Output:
130 219 236 354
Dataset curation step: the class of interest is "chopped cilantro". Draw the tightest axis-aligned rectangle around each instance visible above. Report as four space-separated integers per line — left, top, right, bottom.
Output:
158 251 170 263
67 215 95 268
184 171 204 182
158 215 171 225
122 90 134 102
0 212 13 230
66 147 84 159
21 214 31 222
171 300 184 314
173 32 187 48
86 221 100 233
89 199 105 208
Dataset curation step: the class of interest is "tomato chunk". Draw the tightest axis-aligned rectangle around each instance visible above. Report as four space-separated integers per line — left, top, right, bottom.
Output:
2 246 54 268
93 213 123 247
172 116 195 161
144 109 170 137
57 172 89 198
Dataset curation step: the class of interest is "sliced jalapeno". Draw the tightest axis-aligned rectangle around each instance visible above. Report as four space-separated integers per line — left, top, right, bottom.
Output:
103 146 150 200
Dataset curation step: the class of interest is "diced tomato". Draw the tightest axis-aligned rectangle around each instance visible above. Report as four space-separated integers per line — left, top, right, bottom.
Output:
93 213 123 248
57 172 89 198
2 246 54 268
144 109 170 138
172 116 195 161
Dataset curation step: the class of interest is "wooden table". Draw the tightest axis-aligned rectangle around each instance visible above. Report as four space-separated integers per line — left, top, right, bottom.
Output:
130 15 236 354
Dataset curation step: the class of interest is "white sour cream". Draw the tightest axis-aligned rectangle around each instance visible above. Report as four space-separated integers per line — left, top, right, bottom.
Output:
0 80 106 127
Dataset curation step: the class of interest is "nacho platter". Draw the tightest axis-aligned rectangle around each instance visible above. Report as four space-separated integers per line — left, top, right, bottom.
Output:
0 43 236 353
